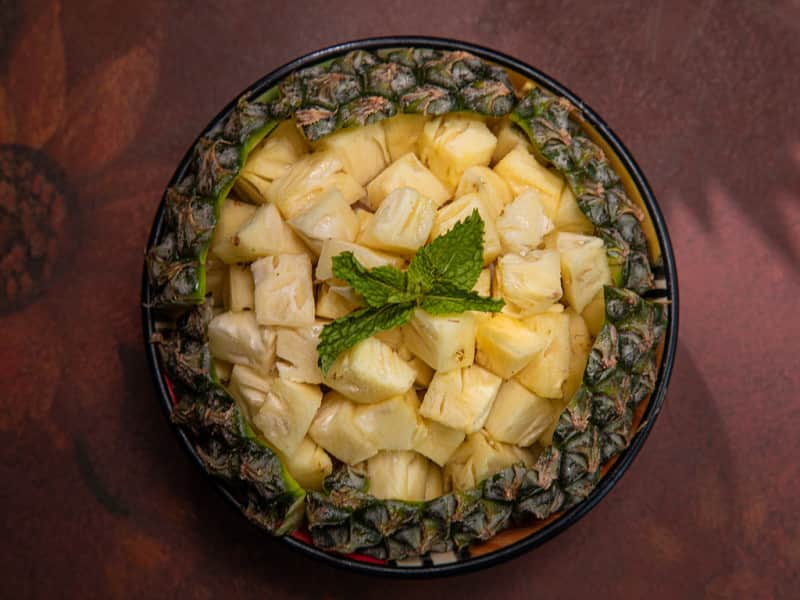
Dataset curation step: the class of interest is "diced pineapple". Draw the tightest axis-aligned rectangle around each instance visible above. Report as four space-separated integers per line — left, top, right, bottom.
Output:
408 356 434 388
266 152 365 219
316 283 361 319
225 264 254 312
275 322 324 384
251 254 315 327
496 190 554 255
516 311 571 399
493 146 564 220
420 365 502 433
418 115 497 192
383 113 428 161
252 377 322 456
475 313 547 379
235 120 308 204
554 186 594 234
205 256 227 307
474 268 492 297
366 451 435 501
496 250 562 315
490 119 532 164
227 363 272 417
207 311 275 373
424 461 444 500
359 187 436 255
323 337 416 404
412 418 466 466
309 391 379 464
286 188 359 254
210 199 257 262
484 379 554 446
402 309 476 372
225 202 309 263
313 123 390 185
556 232 612 314
365 152 450 210
354 208 373 237
454 166 512 219
212 359 233 384
430 194 501 265
444 430 537 491
315 239 405 282
276 437 332 491
581 288 606 336
353 390 419 451
562 309 592 404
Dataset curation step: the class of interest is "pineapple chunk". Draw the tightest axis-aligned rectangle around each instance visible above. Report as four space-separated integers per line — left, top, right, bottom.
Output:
309 391 379 464
496 190 554 255
323 337 416 404
227 363 271 417
210 199 257 262
276 437 332 491
316 283 361 319
484 379 554 446
275 322 324 384
227 202 309 263
516 312 571 399
378 329 436 388
496 250 563 315
475 314 547 379
251 254 315 327
314 122 390 185
554 186 594 234
207 311 275 373
491 119 532 164
266 152 365 219
581 289 606 336
225 264 254 312
383 113 428 161
408 356 434 388
252 377 322 456
366 451 435 501
562 309 592 404
365 152 450 210
420 365 502 433
315 239 405 282
556 232 612 314
353 390 419 451
359 187 436 255
402 309 476 372
235 120 308 204
430 194 501 265
493 146 564 220
287 188 359 254
444 431 537 491
424 462 444 500
418 115 497 192
412 418 466 466
454 166 512 219
354 208 373 237
212 359 233 384
474 268 492 297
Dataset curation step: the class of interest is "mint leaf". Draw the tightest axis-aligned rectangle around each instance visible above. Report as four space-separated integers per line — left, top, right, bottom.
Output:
407 209 484 293
420 282 505 315
317 302 416 374
331 252 409 308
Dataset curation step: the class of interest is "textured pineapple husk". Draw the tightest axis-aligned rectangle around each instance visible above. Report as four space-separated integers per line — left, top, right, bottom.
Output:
146 47 667 557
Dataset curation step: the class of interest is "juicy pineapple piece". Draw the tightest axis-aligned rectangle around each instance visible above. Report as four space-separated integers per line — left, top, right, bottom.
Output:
228 202 309 263
365 152 450 210
496 190 554 255
309 391 379 464
276 437 332 491
251 377 322 456
475 313 547 379
313 122 390 185
402 309 476 372
378 329 436 388
444 431 537 491
210 199 257 262
562 309 592 404
516 311 571 399
474 268 492 297
359 187 436 255
323 337 416 404
354 208 373 237
353 390 419 451
316 283 362 319
252 254 315 327
366 451 437 501
424 461 444 500
225 264 254 312
383 113 429 161
581 288 606 336
454 166 512 219
315 239 404 282
430 194 501 265
496 250 563 315
554 186 594 234
556 232 612 313
484 379 554 446
412 418 466 466
491 119 532 164
227 363 272 417
420 365 502 433
408 356 434 388
207 311 275 373
494 146 564 220
287 188 359 254
235 120 308 203
418 115 497 192
275 322 324 384
266 152 365 219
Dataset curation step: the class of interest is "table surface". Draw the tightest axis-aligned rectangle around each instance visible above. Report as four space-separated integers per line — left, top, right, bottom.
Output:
2 0 798 597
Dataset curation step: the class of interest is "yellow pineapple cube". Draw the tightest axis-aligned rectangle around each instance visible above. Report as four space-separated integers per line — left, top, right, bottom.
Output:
287 188 359 254
454 166 513 219
316 283 362 319
581 288 606 336
207 311 275 373
251 254 315 327
493 146 564 220
475 313 547 379
276 437 332 491
444 431 537 491
556 232 612 313
484 379 554 446
562 308 592 404
366 152 450 210
496 250 563 315
225 264 254 312
227 363 272 417
313 122 390 185
366 451 435 501
359 187 436 255
516 311 571 399
474 268 492 297
275 321 325 384
309 392 379 465
430 194 501 265
210 199 257 263
315 239 405 282
353 390 419 451
424 461 444 500
496 189 554 255
412 418 466 466
490 119 532 164
251 377 322 456
225 202 310 263
420 364 502 433
402 309 476 372
383 113 429 161
554 186 594 234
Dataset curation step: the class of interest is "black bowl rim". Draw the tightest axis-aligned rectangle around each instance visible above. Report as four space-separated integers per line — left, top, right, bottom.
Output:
141 35 679 579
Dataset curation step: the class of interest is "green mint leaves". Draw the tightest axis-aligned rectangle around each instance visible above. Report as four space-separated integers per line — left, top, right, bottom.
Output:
318 210 504 374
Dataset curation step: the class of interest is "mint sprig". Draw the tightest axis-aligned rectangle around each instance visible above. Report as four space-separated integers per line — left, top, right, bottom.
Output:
318 209 504 374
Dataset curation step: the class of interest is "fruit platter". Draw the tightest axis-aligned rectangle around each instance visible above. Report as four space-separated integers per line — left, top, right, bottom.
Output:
142 38 677 575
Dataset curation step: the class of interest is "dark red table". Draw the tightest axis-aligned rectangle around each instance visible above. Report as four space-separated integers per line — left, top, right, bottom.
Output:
2 1 798 597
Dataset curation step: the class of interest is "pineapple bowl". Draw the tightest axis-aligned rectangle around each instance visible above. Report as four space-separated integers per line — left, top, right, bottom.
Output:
143 38 677 576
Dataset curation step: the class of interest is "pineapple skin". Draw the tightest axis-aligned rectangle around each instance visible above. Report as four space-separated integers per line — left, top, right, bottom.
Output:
516 311 571 399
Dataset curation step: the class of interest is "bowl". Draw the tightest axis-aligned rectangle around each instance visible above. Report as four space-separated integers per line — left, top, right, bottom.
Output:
141 36 679 577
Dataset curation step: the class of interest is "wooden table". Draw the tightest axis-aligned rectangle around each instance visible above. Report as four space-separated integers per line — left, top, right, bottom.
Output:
2 1 798 597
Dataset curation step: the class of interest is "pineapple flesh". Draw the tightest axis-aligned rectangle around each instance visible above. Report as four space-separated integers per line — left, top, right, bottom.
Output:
251 377 322 457
496 250 563 315
207 311 275 374
366 152 450 210
275 322 325 384
383 113 429 162
484 379 554 446
359 187 436 255
309 391 379 464
444 430 537 491
496 189 554 255
494 146 564 220
412 417 466 466
313 122 390 185
402 309 476 372
287 188 359 254
225 264 254 312
315 239 405 282
210 199 257 263
516 311 571 399
475 313 547 379
251 254 315 327
430 194 501 265
454 166 512 219
353 390 419 451
556 232 613 314
420 364 502 433
366 451 440 502
276 437 332 492
316 283 362 319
